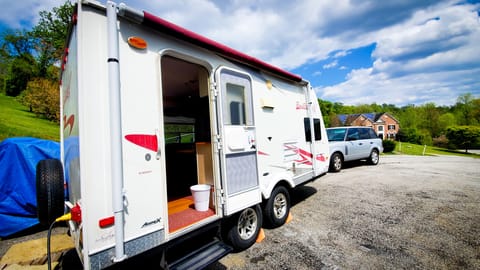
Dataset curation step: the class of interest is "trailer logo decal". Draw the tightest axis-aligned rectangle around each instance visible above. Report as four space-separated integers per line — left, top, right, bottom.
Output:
63 114 75 135
296 102 308 110
125 134 158 152
141 218 161 228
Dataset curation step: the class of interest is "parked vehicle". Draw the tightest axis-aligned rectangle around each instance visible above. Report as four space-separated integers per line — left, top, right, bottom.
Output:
35 1 330 269
326 126 383 172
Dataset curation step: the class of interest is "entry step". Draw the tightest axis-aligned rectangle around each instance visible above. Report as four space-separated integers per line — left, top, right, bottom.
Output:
169 239 233 270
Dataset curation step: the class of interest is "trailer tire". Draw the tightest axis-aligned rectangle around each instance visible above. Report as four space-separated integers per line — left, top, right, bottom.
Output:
264 185 290 228
224 204 262 252
36 159 65 226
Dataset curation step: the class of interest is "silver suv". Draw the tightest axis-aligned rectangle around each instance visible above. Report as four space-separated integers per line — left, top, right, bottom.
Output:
326 126 383 172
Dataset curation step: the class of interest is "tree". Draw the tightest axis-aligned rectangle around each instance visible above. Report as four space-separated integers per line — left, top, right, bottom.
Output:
397 105 418 130
472 98 480 125
5 56 37 96
31 1 73 79
438 113 456 131
419 102 441 137
455 93 475 126
318 99 333 127
1 30 37 96
445 126 480 153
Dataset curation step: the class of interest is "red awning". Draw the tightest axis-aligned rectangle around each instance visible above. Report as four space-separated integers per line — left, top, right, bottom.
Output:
142 11 302 83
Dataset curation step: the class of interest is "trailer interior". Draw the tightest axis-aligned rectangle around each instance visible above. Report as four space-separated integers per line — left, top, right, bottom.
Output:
161 55 216 232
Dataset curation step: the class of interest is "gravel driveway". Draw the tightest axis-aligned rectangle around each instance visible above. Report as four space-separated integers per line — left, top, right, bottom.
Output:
210 154 480 269
2 155 478 269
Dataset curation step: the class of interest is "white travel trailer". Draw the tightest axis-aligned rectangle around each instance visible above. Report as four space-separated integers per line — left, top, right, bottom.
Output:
36 1 330 269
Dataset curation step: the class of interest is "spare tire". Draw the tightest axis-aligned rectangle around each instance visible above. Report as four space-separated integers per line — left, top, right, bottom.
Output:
36 159 65 226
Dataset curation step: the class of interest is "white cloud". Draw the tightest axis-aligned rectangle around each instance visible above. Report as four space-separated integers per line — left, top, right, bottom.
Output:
323 60 338 69
334 50 350 58
1 0 478 106
317 1 480 106
319 67 480 106
0 0 58 29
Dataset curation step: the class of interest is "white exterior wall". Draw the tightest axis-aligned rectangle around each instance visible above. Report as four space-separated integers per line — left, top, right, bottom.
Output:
76 7 115 256
66 2 329 266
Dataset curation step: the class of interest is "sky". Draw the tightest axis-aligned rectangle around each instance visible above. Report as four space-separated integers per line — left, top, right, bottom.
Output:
0 0 479 107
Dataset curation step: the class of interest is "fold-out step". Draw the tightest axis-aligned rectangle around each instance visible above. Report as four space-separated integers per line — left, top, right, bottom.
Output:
169 239 233 270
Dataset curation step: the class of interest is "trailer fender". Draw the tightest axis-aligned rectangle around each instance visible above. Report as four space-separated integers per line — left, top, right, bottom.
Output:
261 172 295 200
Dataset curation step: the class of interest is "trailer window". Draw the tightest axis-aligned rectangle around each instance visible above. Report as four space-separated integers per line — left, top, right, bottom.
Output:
220 69 253 126
226 83 246 125
304 118 322 142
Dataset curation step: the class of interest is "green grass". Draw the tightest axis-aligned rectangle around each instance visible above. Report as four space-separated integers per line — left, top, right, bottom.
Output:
393 141 480 158
0 93 59 142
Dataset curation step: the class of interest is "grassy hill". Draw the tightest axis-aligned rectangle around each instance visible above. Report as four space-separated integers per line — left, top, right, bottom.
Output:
393 141 479 158
0 93 59 141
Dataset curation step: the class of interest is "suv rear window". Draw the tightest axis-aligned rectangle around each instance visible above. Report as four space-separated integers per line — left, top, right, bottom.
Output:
368 128 378 139
359 128 372 140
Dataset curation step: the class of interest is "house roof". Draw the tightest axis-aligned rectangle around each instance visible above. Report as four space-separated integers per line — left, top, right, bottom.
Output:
337 112 399 126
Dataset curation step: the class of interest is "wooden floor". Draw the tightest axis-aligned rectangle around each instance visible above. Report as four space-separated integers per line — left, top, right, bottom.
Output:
168 196 195 215
167 196 215 233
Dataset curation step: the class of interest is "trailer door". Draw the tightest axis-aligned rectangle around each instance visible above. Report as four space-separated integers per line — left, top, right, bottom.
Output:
215 67 261 215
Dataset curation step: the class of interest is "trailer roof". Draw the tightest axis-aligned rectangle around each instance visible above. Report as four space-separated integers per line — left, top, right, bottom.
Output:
141 11 303 83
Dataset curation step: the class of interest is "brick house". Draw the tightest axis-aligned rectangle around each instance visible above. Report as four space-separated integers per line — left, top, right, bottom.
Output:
335 112 400 140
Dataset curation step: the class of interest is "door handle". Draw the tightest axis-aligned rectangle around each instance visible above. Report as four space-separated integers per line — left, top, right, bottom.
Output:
155 129 161 160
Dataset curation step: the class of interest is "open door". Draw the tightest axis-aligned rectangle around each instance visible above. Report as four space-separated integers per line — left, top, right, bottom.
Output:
215 67 261 215
160 55 216 233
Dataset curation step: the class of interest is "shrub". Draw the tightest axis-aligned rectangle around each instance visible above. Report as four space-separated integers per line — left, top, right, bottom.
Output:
20 78 60 121
433 135 449 148
382 140 396 153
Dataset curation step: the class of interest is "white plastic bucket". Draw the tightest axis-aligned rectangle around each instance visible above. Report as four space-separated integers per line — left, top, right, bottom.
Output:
190 184 211 211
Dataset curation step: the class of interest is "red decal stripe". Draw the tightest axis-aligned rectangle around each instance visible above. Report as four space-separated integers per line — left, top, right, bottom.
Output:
125 134 158 152
317 154 326 162
258 151 269 156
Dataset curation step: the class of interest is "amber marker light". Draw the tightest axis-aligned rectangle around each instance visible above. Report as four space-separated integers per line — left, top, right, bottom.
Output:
128 36 147 49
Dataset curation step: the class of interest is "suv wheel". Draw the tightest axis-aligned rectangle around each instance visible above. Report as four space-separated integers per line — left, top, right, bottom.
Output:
329 152 343 172
368 149 379 165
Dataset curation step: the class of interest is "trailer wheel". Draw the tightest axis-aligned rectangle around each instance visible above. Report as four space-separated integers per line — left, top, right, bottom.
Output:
36 159 65 226
224 204 262 252
329 152 343 172
367 149 380 165
264 186 290 228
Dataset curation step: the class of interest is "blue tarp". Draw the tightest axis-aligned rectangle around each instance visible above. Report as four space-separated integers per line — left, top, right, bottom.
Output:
0 137 59 237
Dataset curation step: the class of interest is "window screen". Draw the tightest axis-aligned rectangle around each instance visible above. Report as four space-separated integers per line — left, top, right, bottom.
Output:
220 69 253 126
226 83 246 125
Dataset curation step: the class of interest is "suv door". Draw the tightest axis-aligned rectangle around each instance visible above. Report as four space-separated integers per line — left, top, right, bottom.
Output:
346 128 369 160
358 128 376 158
